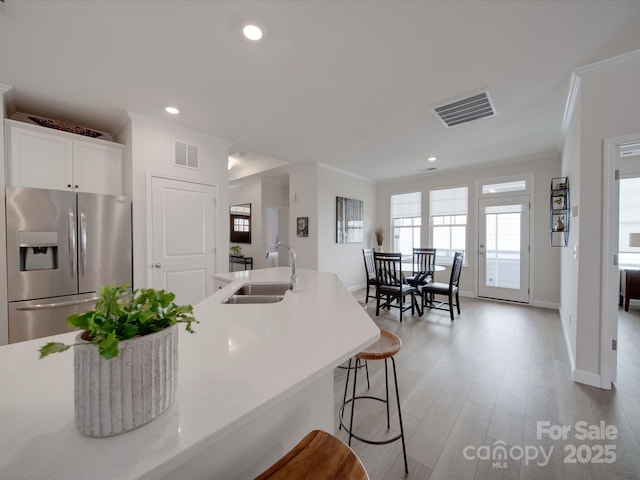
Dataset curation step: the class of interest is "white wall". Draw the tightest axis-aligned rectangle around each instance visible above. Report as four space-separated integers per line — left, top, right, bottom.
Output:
560 86 581 370
562 53 640 383
288 163 319 270
127 113 230 289
376 154 561 306
262 180 289 267
317 164 376 290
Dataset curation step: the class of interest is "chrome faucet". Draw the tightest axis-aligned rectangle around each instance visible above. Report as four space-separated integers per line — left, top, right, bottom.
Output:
266 242 298 291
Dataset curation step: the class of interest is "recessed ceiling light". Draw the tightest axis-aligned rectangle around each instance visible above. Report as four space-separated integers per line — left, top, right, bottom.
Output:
165 106 180 115
243 24 263 41
427 156 437 162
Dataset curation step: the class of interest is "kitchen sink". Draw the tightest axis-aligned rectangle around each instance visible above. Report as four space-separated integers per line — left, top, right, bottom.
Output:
223 294 285 304
231 283 292 296
221 282 292 304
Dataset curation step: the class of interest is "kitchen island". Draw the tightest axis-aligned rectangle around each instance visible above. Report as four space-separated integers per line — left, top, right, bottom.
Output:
0 267 379 479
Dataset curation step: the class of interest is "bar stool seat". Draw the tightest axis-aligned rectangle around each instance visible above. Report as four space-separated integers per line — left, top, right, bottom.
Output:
339 329 408 475
255 429 369 480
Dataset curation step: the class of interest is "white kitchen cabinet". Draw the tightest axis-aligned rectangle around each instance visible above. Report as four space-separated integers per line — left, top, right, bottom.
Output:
72 139 123 195
6 120 124 195
213 275 232 291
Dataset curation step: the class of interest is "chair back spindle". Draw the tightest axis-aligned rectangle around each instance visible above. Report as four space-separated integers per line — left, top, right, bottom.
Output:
362 248 376 281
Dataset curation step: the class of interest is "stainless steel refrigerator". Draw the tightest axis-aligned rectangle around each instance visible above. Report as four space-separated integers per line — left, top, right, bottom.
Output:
6 185 132 343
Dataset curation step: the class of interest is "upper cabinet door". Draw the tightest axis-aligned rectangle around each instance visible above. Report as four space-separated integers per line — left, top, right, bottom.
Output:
8 124 74 190
73 140 123 195
6 120 124 195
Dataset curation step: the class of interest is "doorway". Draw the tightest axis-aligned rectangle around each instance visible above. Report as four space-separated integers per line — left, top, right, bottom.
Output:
478 195 530 303
602 134 640 388
265 206 289 267
150 176 217 307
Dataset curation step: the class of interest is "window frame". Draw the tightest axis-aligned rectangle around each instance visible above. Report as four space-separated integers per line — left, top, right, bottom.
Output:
429 185 468 265
390 191 422 257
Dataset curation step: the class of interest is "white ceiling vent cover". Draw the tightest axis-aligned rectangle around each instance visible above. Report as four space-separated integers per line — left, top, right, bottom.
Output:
175 141 199 169
432 91 496 127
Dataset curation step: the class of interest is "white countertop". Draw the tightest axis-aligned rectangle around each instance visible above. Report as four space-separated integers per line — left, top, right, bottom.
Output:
0 268 379 479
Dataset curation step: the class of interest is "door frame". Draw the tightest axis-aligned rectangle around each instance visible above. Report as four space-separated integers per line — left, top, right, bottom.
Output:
601 133 640 389
146 173 218 288
264 204 290 267
475 173 534 303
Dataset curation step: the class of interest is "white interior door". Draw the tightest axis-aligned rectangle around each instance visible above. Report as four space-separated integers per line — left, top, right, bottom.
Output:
151 177 216 307
478 195 530 303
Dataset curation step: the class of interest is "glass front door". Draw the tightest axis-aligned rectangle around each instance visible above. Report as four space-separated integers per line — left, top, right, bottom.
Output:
478 195 530 303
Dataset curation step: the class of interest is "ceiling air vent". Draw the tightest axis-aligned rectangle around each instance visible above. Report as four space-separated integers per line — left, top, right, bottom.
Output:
432 90 496 128
175 141 199 169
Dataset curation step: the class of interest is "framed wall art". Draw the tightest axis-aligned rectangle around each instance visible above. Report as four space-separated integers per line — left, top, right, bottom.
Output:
297 217 309 237
336 196 363 243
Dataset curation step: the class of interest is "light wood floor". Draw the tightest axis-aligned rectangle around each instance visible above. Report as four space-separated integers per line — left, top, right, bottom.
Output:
332 293 640 480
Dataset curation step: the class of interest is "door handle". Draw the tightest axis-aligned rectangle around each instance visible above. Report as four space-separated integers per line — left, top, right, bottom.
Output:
154 263 162 268
79 208 87 277
69 208 76 279
16 296 100 311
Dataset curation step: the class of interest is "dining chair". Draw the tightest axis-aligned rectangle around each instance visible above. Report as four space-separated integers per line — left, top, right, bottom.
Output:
373 252 420 321
362 248 378 305
405 248 436 288
421 251 463 321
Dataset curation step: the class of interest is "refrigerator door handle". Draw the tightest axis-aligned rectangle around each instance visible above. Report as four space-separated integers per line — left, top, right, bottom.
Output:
69 207 77 279
79 207 87 277
15 296 100 311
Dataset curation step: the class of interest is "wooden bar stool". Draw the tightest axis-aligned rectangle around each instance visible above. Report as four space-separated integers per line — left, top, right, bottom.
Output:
339 329 408 475
255 429 369 480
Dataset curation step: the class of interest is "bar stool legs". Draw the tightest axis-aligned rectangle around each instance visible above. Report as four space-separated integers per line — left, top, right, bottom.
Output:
338 357 369 432
338 330 409 475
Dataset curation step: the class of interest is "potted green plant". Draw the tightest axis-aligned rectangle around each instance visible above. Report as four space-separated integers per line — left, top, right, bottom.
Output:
229 244 242 256
39 284 198 437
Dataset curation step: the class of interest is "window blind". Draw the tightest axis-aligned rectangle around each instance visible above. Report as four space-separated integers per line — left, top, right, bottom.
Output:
391 192 421 218
429 187 468 216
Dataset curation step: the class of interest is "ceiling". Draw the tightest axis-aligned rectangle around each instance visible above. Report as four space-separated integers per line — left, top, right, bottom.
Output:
1 0 640 182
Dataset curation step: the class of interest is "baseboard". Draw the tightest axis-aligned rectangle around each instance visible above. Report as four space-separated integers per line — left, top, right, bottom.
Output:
558 311 603 388
573 369 601 388
348 283 366 293
531 300 560 310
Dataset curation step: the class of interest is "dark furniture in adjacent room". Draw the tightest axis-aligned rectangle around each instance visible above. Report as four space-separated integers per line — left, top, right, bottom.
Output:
622 269 640 312
229 255 253 272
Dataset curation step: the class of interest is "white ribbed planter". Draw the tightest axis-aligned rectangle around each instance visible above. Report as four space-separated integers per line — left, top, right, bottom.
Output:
73 324 178 437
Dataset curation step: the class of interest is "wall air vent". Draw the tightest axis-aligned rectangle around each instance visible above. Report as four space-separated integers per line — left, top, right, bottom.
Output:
175 141 199 169
432 90 496 128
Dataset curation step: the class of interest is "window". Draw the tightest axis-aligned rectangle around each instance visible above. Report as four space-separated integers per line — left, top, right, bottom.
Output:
430 186 468 263
482 180 526 194
619 177 640 267
391 192 421 256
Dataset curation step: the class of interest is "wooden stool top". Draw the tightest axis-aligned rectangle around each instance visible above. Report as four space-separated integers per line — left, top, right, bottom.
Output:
255 429 368 480
357 329 401 360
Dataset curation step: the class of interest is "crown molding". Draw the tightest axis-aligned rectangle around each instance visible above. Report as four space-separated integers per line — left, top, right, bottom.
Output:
574 49 640 77
561 72 581 135
561 49 640 138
